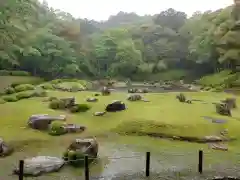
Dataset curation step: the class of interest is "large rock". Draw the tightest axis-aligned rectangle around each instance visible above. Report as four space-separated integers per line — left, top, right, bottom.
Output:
94 111 106 116
64 124 86 133
105 100 126 112
28 114 66 130
67 138 98 157
101 86 110 96
63 138 98 166
60 97 75 108
86 97 98 102
13 156 64 176
0 138 13 157
127 94 142 101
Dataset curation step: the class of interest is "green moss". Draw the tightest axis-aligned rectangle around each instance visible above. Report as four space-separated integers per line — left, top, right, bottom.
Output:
14 84 35 92
48 121 67 136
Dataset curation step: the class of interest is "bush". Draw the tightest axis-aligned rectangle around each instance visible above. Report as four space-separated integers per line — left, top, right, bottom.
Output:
0 98 6 104
63 150 85 167
39 83 54 90
16 91 33 100
48 121 67 136
0 70 10 76
2 95 18 102
11 71 30 76
10 82 21 88
4 87 15 94
32 89 47 97
49 99 65 110
14 84 35 92
0 70 30 76
48 96 58 101
69 104 91 113
50 79 63 84
176 93 186 102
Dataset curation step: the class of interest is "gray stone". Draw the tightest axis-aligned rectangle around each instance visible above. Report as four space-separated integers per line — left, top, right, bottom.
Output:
0 138 13 157
86 97 98 102
28 114 66 130
94 111 106 116
13 156 64 176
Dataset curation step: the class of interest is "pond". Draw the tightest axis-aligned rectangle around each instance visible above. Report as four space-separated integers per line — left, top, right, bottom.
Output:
1 135 239 180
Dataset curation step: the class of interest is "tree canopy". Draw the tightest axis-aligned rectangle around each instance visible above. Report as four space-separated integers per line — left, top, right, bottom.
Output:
1 0 239 80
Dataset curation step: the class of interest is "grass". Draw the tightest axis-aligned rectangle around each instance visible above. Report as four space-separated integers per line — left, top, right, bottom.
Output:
1 90 240 179
1 91 240 144
0 76 43 93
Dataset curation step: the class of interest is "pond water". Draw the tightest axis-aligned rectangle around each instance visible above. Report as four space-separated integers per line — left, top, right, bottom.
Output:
1 135 239 180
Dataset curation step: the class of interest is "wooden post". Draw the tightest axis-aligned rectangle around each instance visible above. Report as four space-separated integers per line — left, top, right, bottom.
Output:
198 150 203 174
84 156 89 180
19 160 24 180
146 152 150 177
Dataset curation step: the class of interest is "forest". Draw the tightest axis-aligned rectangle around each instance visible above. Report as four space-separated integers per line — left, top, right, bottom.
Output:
1 0 240 81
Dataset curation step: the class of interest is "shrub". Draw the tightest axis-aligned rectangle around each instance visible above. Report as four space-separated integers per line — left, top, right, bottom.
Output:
176 93 186 102
2 95 18 102
10 82 21 88
4 87 15 94
0 70 30 76
11 71 30 76
48 121 67 136
49 99 65 110
14 84 35 92
63 150 85 167
0 99 6 104
39 83 54 90
48 96 58 101
216 103 231 116
69 104 91 113
0 70 10 76
16 91 33 100
32 89 47 97
50 79 63 84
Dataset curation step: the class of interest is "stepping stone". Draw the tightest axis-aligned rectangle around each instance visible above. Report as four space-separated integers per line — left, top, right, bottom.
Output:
202 116 227 124
208 143 228 151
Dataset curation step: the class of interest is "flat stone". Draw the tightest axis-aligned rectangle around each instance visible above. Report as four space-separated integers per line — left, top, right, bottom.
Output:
13 156 64 176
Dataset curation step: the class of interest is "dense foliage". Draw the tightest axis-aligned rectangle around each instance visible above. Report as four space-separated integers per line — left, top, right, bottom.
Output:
1 0 239 81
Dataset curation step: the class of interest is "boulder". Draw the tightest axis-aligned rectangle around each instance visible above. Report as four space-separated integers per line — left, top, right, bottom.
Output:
128 88 138 93
67 138 98 157
63 138 98 166
13 156 64 176
28 114 66 130
221 98 237 109
86 97 98 102
60 97 75 108
64 124 86 133
208 143 228 151
204 135 223 142
101 86 110 96
105 100 126 112
0 138 13 157
94 111 106 116
127 94 142 101
216 103 231 116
